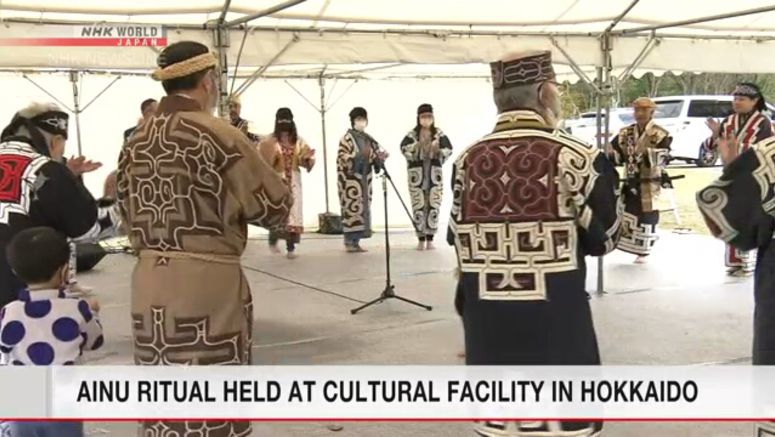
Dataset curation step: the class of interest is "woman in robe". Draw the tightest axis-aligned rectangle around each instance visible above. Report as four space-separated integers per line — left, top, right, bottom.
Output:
258 107 315 259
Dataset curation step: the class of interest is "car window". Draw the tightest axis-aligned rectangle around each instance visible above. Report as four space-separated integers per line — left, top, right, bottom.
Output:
580 113 598 119
687 100 733 118
653 100 684 119
618 112 635 124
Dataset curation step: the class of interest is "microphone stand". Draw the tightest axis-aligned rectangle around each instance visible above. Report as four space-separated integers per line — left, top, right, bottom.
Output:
351 164 432 314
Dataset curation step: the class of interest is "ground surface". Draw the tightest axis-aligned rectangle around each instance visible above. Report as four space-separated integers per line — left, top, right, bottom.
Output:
72 204 758 436
658 163 721 235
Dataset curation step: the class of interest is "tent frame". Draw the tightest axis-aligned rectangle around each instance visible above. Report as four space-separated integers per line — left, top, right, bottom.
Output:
5 1 775 294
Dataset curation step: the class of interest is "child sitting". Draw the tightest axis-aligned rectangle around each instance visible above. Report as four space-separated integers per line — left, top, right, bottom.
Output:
0 226 103 437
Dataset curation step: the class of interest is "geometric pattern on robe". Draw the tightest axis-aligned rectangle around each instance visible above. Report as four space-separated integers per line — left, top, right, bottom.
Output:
446 110 623 436
447 109 623 358
337 130 382 235
0 140 112 309
609 120 672 256
697 137 775 365
258 134 314 236
400 127 453 238
117 95 291 437
475 420 601 437
705 111 774 270
756 421 775 437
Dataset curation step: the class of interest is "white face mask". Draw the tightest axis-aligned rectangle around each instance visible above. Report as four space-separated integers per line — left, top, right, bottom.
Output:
354 120 367 131
419 118 433 128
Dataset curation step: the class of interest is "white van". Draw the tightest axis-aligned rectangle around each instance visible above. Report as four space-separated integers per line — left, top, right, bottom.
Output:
652 95 775 166
563 108 634 147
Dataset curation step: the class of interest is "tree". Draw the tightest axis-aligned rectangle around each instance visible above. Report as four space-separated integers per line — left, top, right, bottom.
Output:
561 72 775 115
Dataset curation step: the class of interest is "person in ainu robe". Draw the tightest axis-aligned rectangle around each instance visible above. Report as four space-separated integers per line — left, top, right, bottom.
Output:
117 41 291 437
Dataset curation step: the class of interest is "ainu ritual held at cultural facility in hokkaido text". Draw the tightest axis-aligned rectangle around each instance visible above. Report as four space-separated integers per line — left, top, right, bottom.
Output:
75 379 700 404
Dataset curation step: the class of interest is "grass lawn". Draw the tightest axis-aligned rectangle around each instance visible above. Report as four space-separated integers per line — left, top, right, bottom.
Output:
636 165 722 236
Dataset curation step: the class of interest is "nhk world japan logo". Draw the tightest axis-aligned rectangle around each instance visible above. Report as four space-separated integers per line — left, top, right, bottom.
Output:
0 25 167 47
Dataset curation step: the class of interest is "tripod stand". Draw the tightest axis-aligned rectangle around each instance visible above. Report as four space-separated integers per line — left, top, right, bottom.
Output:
351 167 432 314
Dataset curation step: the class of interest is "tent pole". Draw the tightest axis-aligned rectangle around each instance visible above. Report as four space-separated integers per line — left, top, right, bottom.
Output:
230 27 250 95
550 36 601 94
284 79 319 109
218 0 232 24
22 75 73 111
594 65 604 296
606 0 640 32
596 31 614 297
616 5 775 34
226 0 308 28
68 70 83 156
213 24 230 119
617 31 659 82
79 76 122 112
5 17 775 41
319 75 330 213
234 35 299 96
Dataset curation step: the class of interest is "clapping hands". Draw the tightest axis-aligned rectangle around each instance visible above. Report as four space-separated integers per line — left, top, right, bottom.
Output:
706 118 721 138
66 156 102 176
717 134 741 165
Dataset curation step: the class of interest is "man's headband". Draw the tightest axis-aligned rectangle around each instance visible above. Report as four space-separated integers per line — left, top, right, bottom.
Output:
151 53 217 81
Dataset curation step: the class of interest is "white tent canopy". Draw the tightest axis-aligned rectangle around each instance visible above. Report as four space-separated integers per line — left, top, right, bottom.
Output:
4 0 772 294
1 0 775 75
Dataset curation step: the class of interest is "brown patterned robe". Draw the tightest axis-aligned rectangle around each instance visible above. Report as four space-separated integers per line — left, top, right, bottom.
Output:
609 120 672 256
117 95 291 437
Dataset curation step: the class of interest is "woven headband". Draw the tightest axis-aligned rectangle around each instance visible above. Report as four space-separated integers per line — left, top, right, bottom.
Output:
732 84 761 98
491 53 555 90
152 53 217 81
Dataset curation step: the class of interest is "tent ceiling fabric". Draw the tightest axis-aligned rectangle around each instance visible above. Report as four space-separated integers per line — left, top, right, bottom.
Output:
4 0 775 32
2 1 775 74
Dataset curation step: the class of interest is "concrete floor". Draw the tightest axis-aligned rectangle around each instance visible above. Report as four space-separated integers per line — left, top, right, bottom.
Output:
78 229 757 436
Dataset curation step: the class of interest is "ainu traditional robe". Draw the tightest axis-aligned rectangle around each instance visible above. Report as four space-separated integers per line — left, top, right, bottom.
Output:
400 128 453 239
258 134 314 239
609 120 672 256
697 136 775 364
706 111 773 271
337 129 383 238
448 110 622 437
696 137 775 436
0 139 119 308
117 95 291 437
